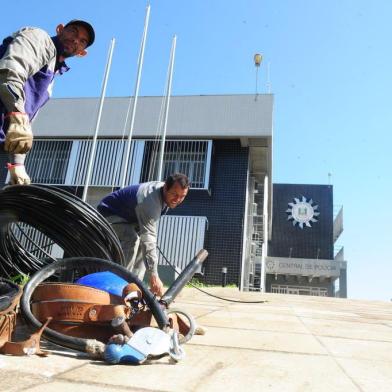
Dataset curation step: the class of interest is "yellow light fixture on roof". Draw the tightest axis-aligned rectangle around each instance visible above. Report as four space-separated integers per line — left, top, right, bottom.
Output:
254 53 262 67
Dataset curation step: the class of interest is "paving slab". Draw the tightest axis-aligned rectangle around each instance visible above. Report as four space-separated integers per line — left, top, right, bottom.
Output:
318 336 392 362
336 358 392 392
300 317 392 342
1 288 391 392
195 308 309 333
58 345 358 392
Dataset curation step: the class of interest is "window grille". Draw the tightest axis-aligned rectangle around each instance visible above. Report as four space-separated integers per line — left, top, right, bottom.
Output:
25 140 73 184
271 284 328 296
141 140 212 189
24 139 210 188
67 139 145 186
25 139 144 186
157 215 208 271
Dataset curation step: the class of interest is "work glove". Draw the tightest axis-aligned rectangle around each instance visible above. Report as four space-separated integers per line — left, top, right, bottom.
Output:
7 164 31 185
4 112 33 154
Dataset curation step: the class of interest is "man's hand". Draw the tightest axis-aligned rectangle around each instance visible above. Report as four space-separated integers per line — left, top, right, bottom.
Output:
8 164 31 185
4 113 33 154
149 273 164 296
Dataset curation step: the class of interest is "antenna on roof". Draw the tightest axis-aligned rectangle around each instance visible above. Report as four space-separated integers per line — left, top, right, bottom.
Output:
82 38 115 202
254 53 262 101
157 35 177 181
120 4 151 189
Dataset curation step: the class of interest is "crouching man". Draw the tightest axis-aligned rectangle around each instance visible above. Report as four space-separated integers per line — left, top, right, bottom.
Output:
97 173 190 296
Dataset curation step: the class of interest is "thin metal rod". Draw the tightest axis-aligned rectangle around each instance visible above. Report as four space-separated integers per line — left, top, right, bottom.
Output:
120 4 151 189
157 35 177 181
82 38 115 202
254 66 259 101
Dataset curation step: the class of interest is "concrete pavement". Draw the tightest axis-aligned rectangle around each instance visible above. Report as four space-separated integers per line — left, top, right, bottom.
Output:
1 288 392 391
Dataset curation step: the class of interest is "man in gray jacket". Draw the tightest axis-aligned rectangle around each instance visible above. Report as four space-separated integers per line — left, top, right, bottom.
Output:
0 20 95 184
97 173 190 296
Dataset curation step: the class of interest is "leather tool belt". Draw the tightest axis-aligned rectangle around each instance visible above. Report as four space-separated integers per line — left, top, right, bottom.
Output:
31 282 191 344
31 282 132 342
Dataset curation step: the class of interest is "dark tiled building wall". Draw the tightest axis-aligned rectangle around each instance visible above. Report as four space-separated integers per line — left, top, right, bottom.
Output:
167 140 248 286
269 184 334 260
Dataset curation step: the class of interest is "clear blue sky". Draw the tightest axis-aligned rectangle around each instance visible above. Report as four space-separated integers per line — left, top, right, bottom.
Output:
4 1 392 301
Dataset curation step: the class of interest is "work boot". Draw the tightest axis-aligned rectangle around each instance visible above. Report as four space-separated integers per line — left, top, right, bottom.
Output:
194 325 207 335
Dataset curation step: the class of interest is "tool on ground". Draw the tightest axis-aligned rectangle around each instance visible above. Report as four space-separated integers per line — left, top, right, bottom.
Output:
104 327 185 364
0 317 52 356
0 277 51 356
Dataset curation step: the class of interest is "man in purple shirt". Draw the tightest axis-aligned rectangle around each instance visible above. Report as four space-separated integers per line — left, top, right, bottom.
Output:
0 20 95 184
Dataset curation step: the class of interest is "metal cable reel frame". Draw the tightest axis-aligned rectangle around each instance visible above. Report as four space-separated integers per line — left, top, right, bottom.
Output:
20 257 170 353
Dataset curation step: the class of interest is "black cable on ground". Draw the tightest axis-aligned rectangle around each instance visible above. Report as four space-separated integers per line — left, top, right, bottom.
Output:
157 246 267 304
0 184 124 277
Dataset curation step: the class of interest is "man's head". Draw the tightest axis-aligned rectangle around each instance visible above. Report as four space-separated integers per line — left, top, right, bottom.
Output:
56 20 95 58
163 173 190 209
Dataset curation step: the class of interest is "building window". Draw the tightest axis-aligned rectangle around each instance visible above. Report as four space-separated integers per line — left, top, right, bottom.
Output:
25 140 73 184
271 284 328 297
25 139 145 186
157 215 208 272
141 140 212 189
25 139 211 188
67 139 144 187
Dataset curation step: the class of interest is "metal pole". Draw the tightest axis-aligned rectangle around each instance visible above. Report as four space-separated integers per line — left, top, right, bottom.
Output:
157 35 177 181
82 38 115 202
120 4 151 189
160 249 208 306
261 175 269 292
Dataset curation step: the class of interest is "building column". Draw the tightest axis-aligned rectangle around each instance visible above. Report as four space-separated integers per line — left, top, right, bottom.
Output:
339 268 347 298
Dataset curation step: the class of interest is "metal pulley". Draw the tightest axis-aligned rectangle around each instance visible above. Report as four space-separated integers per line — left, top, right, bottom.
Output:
104 327 185 365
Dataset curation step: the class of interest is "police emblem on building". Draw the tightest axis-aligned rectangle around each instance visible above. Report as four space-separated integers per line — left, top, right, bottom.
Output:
286 196 320 229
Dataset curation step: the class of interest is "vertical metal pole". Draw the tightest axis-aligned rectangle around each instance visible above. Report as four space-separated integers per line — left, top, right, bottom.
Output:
157 35 177 181
239 162 250 291
261 175 269 293
82 38 115 202
120 4 151 189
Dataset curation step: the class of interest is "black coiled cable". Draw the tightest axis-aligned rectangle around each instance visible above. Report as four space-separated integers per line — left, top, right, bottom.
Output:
0 185 124 277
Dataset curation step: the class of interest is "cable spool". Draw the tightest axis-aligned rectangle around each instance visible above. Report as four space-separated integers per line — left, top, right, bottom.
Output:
0 185 124 277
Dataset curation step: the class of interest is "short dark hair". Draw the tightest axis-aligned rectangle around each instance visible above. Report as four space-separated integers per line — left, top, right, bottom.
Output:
65 20 95 47
165 173 190 190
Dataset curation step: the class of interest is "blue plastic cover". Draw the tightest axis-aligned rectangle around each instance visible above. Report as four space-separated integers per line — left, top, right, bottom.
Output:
76 271 128 297
104 343 146 364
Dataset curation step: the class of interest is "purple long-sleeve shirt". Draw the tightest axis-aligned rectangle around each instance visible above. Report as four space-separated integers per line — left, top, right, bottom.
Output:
0 27 69 144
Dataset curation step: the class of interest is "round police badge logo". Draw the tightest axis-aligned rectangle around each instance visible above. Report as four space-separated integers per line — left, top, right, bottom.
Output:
286 196 320 229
